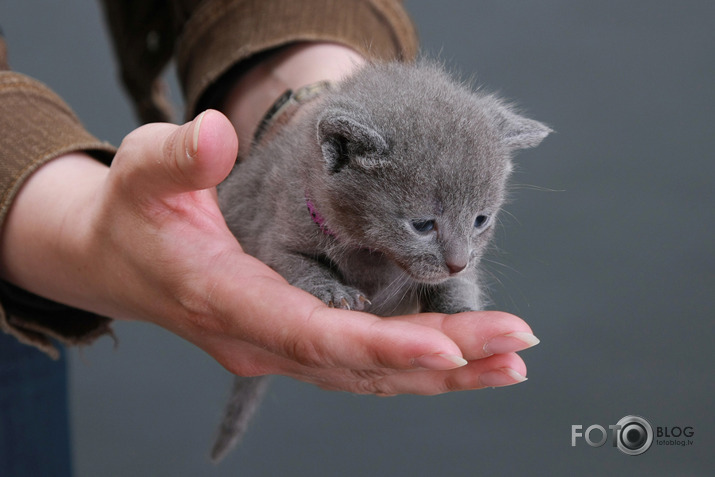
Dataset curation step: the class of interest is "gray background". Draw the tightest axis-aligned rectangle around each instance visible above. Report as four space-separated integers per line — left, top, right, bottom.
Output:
1 0 713 475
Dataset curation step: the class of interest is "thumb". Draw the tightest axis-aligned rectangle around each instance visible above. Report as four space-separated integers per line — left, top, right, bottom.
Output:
115 109 239 197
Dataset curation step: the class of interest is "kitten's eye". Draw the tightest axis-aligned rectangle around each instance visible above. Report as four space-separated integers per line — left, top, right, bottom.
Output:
474 215 490 229
412 219 436 234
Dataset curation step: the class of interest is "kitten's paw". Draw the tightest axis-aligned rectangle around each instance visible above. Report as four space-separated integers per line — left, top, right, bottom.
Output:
310 283 370 311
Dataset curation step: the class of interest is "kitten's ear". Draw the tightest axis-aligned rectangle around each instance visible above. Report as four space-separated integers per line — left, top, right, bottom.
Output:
317 110 388 173
495 106 552 150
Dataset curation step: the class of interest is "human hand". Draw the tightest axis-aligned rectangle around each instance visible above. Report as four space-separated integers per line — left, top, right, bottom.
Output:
86 110 538 395
1 110 537 395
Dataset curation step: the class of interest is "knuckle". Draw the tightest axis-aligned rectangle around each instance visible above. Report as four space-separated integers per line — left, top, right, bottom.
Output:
351 372 392 395
440 374 465 394
279 305 339 369
281 332 327 368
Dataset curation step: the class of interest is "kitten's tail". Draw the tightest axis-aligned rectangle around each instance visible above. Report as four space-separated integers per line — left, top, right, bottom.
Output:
210 375 271 463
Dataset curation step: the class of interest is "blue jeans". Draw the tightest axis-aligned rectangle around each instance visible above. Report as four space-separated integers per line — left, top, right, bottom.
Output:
0 333 73 476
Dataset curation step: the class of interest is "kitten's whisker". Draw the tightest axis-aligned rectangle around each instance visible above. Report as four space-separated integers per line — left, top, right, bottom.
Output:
374 269 412 315
498 208 520 226
482 257 522 276
509 182 565 193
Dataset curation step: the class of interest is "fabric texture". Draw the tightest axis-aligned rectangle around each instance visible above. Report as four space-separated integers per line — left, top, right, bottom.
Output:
0 0 418 355
0 53 116 358
99 0 418 123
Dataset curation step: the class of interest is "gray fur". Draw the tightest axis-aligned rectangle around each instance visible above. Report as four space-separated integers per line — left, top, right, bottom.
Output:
211 61 551 461
209 376 270 462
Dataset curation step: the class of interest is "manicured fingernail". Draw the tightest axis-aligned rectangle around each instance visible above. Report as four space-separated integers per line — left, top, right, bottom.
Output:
483 332 540 356
479 367 528 388
189 110 207 157
413 354 468 370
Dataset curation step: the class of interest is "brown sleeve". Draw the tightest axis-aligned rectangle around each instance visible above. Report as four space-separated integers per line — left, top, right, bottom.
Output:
0 37 116 358
177 0 419 117
100 0 419 123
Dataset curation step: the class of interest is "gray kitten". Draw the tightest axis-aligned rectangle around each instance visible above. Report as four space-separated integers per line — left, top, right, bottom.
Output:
211 61 550 461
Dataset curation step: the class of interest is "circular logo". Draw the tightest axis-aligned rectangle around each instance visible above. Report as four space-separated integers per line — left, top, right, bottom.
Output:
616 415 653 456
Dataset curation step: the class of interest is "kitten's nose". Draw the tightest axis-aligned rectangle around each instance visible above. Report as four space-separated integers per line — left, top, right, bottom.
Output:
443 237 469 275
446 260 467 275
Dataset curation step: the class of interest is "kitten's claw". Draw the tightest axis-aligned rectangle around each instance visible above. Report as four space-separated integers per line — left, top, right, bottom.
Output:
308 282 369 311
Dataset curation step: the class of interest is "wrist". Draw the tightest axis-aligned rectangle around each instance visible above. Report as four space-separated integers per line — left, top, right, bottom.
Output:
0 152 109 309
218 42 365 157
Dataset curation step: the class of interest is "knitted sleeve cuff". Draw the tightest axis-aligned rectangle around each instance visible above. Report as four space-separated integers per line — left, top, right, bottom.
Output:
0 71 116 357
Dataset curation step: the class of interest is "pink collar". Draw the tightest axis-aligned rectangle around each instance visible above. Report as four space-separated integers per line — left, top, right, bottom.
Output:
305 194 337 238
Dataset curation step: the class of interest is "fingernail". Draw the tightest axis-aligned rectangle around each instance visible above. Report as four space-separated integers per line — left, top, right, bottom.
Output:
189 110 207 157
413 353 468 370
483 332 540 356
479 367 528 388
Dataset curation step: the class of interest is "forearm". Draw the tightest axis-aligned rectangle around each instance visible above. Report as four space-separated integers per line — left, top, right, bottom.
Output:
0 152 110 313
217 42 366 157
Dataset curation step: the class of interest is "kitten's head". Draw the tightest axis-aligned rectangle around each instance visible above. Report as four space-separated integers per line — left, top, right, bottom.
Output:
311 62 551 284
